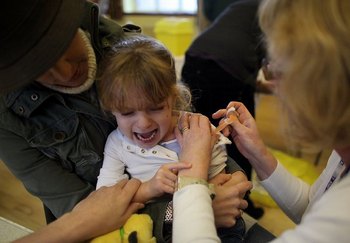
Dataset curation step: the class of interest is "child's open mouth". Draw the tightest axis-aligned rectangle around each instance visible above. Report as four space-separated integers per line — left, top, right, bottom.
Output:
135 129 157 142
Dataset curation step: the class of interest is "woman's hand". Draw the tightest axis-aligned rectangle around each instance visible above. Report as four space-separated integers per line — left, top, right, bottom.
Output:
72 179 144 235
213 102 278 180
17 179 145 243
176 112 218 179
212 102 262 159
210 172 252 227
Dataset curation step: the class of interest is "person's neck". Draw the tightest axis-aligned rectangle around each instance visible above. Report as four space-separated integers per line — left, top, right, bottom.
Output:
335 145 350 176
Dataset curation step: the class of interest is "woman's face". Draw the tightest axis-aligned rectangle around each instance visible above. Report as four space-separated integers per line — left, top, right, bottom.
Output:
36 31 89 88
113 96 176 149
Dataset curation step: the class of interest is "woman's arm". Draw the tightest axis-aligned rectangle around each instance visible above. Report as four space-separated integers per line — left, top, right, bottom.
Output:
173 113 252 242
173 185 220 243
260 162 310 223
213 102 309 223
15 179 143 243
173 113 220 242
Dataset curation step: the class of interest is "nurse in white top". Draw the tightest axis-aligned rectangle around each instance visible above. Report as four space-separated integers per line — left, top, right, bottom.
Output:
174 0 350 242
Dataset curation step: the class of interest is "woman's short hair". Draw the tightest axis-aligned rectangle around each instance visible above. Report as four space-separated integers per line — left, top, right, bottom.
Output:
259 0 350 151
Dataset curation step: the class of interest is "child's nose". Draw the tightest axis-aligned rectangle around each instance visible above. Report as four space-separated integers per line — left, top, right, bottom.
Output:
136 114 153 128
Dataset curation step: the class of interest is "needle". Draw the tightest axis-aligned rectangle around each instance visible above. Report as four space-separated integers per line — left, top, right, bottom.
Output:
214 107 239 133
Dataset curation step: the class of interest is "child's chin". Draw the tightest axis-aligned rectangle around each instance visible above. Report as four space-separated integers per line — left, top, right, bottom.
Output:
136 140 157 149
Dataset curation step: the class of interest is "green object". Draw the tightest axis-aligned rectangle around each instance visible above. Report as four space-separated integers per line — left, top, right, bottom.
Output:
119 226 124 242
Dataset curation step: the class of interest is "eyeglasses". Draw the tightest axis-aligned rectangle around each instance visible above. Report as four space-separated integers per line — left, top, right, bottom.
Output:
261 58 282 80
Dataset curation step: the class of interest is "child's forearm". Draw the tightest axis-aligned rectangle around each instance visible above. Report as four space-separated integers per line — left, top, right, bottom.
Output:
132 181 154 203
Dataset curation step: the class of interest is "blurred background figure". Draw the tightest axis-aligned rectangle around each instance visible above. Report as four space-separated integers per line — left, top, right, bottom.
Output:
198 0 238 30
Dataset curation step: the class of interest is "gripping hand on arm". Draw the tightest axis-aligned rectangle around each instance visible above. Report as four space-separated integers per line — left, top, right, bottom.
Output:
15 179 144 243
173 113 220 243
210 171 252 227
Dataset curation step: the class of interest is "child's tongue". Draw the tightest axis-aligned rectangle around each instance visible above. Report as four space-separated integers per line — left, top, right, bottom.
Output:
140 131 153 139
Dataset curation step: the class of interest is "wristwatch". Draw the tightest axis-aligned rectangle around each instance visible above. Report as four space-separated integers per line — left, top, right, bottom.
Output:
176 176 216 199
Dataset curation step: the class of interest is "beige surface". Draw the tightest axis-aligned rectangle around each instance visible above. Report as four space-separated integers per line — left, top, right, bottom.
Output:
0 161 45 231
0 217 33 243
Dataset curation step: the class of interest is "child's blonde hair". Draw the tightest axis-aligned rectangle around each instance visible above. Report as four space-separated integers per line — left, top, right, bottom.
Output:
259 0 350 151
98 34 191 113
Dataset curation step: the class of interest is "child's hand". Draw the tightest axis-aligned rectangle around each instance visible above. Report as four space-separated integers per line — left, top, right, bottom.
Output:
146 162 192 197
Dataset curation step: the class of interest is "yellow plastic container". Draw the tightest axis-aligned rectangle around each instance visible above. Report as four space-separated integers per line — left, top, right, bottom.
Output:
154 18 194 56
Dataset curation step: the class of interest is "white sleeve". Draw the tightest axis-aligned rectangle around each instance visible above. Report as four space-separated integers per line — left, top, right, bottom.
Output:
260 162 310 223
270 174 350 243
173 185 220 243
96 132 128 189
208 133 231 178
